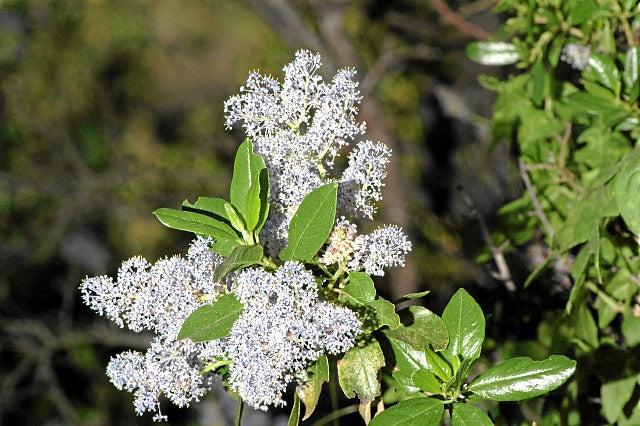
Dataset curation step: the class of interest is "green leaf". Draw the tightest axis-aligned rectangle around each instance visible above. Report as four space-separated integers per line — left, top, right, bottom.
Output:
385 307 449 352
230 139 267 220
153 208 238 240
369 397 443 426
224 203 247 234
468 355 576 401
567 92 629 123
342 272 376 304
585 52 621 95
299 355 329 420
451 403 493 426
279 183 338 262
212 244 263 282
385 333 432 390
613 148 640 236
442 289 485 362
622 312 640 347
369 298 401 330
572 305 599 350
337 340 385 401
393 290 431 303
245 168 267 231
210 239 242 257
467 41 520 65
177 293 244 342
423 345 452 382
411 369 441 394
624 47 639 90
531 59 545 107
182 197 230 221
601 377 636 424
568 0 598 25
407 306 449 352
288 391 300 426
255 167 270 233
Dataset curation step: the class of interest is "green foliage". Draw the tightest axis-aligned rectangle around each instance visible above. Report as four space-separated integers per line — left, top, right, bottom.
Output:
338 340 386 401
369 397 443 426
298 355 329 420
279 183 338 262
177 293 243 342
441 289 485 362
211 244 263 282
467 356 577 401
468 0 640 422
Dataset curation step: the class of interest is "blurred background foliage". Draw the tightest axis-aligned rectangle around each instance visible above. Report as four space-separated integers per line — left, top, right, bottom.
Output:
0 0 534 424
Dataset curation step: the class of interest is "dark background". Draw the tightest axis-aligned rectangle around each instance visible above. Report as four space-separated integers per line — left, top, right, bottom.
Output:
0 1 537 424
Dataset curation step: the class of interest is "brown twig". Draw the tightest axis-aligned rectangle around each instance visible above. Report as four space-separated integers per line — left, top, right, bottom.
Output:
519 159 555 239
524 163 585 194
430 0 490 40
458 187 516 292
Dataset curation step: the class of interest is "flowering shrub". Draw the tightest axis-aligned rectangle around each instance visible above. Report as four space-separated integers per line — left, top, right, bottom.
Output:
80 50 575 424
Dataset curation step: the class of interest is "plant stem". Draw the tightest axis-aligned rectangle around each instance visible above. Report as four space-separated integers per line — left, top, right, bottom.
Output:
313 404 359 426
235 398 244 426
329 370 339 426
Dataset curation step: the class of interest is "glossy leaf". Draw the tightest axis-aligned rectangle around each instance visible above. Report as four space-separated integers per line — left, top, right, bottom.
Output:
451 403 493 426
177 294 244 342
299 355 329 420
153 208 238 240
585 53 621 95
369 397 443 426
442 289 485 362
624 47 639 90
411 369 441 394
423 345 452 382
337 340 385 401
613 148 640 236
279 183 337 262
385 332 431 390
468 355 576 401
212 244 263 282
467 41 520 65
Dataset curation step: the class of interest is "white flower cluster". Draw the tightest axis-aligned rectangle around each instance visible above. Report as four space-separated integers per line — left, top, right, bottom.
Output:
319 217 412 277
80 237 224 420
561 44 591 71
224 50 392 252
350 225 412 276
214 262 361 410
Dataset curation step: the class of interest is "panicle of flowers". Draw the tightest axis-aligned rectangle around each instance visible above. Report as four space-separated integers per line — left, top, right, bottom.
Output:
339 140 392 219
219 262 361 410
79 237 225 420
320 216 358 267
349 225 412 276
106 337 217 422
561 44 591 71
224 50 371 253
